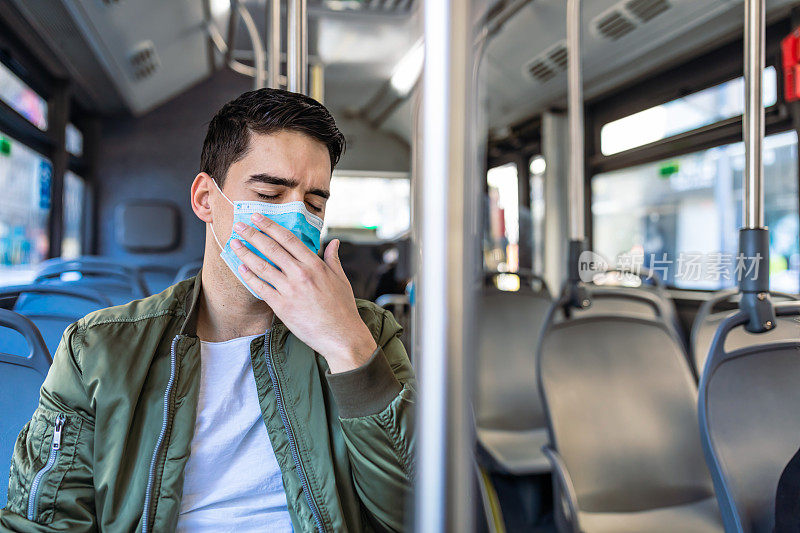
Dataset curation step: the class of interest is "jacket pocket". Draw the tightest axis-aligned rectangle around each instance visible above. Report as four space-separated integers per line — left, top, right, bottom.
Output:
6 407 83 524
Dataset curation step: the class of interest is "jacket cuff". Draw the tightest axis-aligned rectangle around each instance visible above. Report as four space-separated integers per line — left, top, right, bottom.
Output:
326 346 402 418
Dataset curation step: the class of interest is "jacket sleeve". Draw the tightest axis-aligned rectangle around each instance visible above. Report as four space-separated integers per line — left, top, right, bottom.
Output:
325 306 415 532
0 322 96 532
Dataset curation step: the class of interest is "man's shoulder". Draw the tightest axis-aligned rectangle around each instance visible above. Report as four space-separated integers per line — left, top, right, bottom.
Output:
76 277 194 336
354 298 403 343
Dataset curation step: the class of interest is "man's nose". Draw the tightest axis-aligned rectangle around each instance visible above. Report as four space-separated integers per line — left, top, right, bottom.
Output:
284 190 306 203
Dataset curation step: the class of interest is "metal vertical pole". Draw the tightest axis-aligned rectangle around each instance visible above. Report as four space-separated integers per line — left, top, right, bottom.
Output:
415 0 475 531
738 0 773 333
567 0 584 241
743 0 765 228
268 0 281 89
287 0 307 93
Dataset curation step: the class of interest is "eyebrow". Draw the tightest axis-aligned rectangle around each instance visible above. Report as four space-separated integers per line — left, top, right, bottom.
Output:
247 173 330 200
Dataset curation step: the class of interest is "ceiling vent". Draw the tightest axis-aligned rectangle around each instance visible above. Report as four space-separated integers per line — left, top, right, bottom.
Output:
593 0 671 41
526 59 556 83
99 0 123 5
595 10 636 40
524 41 567 84
547 44 568 70
626 0 670 22
127 41 160 81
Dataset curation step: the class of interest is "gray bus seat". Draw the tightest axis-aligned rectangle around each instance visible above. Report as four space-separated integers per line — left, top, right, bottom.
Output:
375 293 412 356
698 302 800 533
0 309 52 507
139 264 179 295
691 290 798 377
537 288 722 532
34 257 149 305
2 285 113 354
476 285 552 475
577 269 685 349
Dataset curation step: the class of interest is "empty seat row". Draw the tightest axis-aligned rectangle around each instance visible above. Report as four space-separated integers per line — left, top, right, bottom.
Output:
0 309 52 507
537 286 722 532
476 266 799 532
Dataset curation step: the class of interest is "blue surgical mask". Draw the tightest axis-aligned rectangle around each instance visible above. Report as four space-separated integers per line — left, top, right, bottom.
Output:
210 178 324 299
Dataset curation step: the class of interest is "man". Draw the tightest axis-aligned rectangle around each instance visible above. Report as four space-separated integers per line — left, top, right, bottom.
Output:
1 89 415 532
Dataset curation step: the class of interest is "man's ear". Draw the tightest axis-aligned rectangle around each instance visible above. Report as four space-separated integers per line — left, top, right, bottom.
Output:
190 172 214 223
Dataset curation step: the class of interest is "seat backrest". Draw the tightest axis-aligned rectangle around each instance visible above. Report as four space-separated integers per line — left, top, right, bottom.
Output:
3 285 113 354
538 309 714 513
699 303 800 533
0 309 51 507
172 260 203 284
691 290 799 376
34 257 149 303
139 264 178 295
476 288 552 431
7 284 113 317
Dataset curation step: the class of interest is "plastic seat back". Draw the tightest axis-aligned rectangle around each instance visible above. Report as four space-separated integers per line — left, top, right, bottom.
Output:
172 260 203 284
34 257 148 305
699 302 800 533
3 285 113 355
476 287 551 431
0 309 51 507
691 290 798 377
538 290 714 513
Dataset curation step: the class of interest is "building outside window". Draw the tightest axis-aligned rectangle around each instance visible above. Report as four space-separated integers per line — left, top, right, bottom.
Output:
62 170 86 260
322 174 410 242
0 132 52 285
0 61 48 130
592 130 799 293
485 162 519 273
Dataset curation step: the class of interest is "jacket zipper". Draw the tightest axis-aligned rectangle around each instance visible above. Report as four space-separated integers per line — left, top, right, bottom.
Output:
27 413 66 521
264 327 327 533
141 334 181 533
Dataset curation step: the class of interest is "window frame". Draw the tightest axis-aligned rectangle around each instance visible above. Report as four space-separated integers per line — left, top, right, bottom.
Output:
584 17 799 292
0 11 97 266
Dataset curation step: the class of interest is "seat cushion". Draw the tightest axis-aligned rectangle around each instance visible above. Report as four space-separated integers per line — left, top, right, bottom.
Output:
477 427 550 475
579 497 722 533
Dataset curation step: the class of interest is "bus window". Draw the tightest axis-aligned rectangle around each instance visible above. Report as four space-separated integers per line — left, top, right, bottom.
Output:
0 132 52 285
322 174 410 242
601 66 777 156
592 130 799 293
485 162 519 273
0 61 47 131
65 124 83 157
61 170 86 260
529 155 546 275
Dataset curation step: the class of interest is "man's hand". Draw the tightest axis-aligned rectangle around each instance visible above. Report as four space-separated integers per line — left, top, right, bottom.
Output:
230 213 378 373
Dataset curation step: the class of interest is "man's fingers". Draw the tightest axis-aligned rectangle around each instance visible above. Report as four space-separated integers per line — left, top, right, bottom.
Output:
233 221 296 271
324 239 347 279
231 238 287 289
250 213 319 264
236 262 281 301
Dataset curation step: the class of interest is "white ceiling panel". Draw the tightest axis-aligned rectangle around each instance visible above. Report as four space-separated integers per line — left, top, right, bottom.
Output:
484 0 800 131
62 0 211 115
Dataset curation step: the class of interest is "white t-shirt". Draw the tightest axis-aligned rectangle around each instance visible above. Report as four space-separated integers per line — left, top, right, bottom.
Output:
176 332 293 532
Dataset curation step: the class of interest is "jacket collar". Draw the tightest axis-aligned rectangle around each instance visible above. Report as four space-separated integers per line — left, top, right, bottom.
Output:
179 268 204 337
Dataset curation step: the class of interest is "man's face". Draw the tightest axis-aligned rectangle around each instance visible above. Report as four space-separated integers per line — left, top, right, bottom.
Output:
213 129 332 239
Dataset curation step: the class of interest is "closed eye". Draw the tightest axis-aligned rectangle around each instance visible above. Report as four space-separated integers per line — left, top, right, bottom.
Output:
305 201 323 213
257 192 281 201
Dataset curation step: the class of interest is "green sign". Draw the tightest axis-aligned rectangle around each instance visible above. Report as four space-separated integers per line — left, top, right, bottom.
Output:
0 137 10 156
659 161 679 178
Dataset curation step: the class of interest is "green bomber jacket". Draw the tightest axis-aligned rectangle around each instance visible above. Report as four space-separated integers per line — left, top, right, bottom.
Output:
0 272 416 532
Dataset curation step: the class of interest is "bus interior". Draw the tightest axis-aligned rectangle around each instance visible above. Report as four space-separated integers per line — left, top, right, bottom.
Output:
1 0 800 531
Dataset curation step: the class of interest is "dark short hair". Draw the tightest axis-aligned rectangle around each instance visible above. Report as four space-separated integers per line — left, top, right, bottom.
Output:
201 88 345 186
